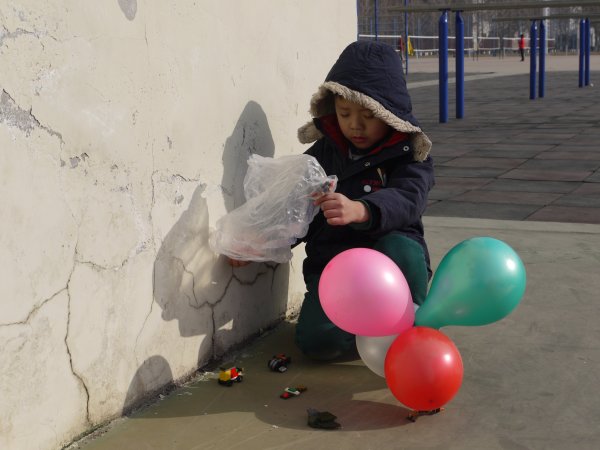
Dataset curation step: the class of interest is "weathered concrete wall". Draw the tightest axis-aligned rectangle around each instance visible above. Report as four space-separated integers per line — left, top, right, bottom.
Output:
0 1 356 449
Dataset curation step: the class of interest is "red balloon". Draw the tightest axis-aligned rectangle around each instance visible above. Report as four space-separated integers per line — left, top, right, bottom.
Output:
384 327 463 411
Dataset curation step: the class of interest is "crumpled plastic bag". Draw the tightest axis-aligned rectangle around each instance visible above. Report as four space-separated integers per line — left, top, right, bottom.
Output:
209 154 337 263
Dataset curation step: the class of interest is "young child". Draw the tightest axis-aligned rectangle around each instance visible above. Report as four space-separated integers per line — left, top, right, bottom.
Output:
231 40 434 361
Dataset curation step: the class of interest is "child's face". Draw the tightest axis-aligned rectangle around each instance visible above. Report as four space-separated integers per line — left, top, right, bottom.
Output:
334 96 391 149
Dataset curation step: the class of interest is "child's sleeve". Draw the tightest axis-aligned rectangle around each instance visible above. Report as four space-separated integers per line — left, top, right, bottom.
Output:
358 156 434 234
349 200 380 231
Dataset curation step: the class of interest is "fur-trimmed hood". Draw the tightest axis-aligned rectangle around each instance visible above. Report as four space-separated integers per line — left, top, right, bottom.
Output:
298 40 431 162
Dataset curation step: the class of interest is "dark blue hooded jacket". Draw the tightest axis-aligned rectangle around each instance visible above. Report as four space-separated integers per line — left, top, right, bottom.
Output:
297 40 435 277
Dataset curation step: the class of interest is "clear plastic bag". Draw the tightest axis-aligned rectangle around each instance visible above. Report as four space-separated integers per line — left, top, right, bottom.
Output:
209 154 337 263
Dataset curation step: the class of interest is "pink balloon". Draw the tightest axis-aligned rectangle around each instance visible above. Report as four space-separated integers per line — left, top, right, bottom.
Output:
318 248 412 336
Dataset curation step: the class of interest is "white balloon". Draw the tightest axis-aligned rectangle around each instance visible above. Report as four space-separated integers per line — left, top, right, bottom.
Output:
356 304 419 377
356 334 398 377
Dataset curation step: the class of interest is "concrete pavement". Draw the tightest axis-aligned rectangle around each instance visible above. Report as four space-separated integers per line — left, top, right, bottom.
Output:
68 55 600 450
409 55 600 225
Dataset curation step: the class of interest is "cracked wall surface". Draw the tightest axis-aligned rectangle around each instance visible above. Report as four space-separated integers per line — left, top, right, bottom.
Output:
0 1 356 449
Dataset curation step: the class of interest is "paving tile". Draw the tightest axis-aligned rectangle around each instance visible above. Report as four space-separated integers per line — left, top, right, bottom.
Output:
526 205 600 224
425 200 540 220
451 190 562 206
431 146 475 157
500 168 592 182
464 149 546 159
571 183 600 195
425 130 463 138
570 136 600 145
429 189 462 200
552 195 600 208
432 176 493 190
518 159 600 171
443 135 506 144
535 151 600 161
532 125 587 133
441 157 526 169
431 156 454 164
513 117 555 124
487 143 555 152
550 143 600 153
585 171 600 183
511 133 578 142
479 179 579 193
435 166 509 178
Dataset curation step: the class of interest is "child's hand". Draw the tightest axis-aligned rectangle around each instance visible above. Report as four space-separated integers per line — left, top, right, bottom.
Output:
314 193 369 226
227 257 251 267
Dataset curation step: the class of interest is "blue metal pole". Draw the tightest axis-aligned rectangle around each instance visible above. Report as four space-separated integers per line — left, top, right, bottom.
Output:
579 19 584 87
374 0 378 41
585 18 591 86
404 0 409 75
439 10 449 123
530 20 537 100
456 11 465 119
539 20 546 98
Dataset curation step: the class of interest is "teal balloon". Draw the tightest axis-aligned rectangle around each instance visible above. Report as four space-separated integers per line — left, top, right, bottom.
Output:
415 237 526 329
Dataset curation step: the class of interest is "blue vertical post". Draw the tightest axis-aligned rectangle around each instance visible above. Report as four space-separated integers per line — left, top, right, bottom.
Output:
404 0 409 74
585 18 591 86
456 11 465 119
579 19 584 87
374 0 378 41
530 21 537 100
439 10 449 123
539 20 546 98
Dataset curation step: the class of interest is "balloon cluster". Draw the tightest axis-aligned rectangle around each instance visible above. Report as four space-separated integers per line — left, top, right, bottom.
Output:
319 237 526 412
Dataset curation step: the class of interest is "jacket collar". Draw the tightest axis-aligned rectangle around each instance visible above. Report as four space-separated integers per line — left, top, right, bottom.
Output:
315 114 408 158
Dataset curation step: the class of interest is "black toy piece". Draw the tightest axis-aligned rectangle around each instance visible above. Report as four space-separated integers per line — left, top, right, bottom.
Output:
268 354 291 372
307 408 340 429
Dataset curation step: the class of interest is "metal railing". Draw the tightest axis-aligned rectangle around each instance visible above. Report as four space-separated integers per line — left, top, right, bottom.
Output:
358 33 557 58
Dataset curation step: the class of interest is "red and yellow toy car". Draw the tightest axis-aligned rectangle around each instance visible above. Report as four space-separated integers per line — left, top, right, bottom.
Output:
218 367 244 386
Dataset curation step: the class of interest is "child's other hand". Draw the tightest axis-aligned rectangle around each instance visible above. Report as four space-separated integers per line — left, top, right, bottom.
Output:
227 257 251 267
314 193 369 226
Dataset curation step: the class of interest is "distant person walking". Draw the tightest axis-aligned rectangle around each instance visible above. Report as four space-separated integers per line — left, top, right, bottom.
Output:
397 35 405 61
519 34 525 61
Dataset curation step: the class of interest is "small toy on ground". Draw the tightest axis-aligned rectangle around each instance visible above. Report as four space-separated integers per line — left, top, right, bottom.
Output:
268 354 291 372
407 408 444 422
218 367 244 386
307 408 340 429
279 385 307 399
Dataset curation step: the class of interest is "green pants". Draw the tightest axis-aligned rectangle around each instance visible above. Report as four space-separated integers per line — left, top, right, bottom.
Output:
295 234 429 360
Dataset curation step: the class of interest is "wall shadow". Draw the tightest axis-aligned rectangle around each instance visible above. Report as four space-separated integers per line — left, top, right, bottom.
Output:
123 101 287 415
220 100 275 212
122 356 173 416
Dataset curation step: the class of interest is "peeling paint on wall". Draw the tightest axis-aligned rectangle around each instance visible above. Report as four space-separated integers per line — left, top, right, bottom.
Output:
0 26 36 48
0 89 63 142
0 89 39 135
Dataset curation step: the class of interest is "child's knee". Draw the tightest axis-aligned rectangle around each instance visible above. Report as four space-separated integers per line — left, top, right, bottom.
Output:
373 234 429 305
295 323 355 361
